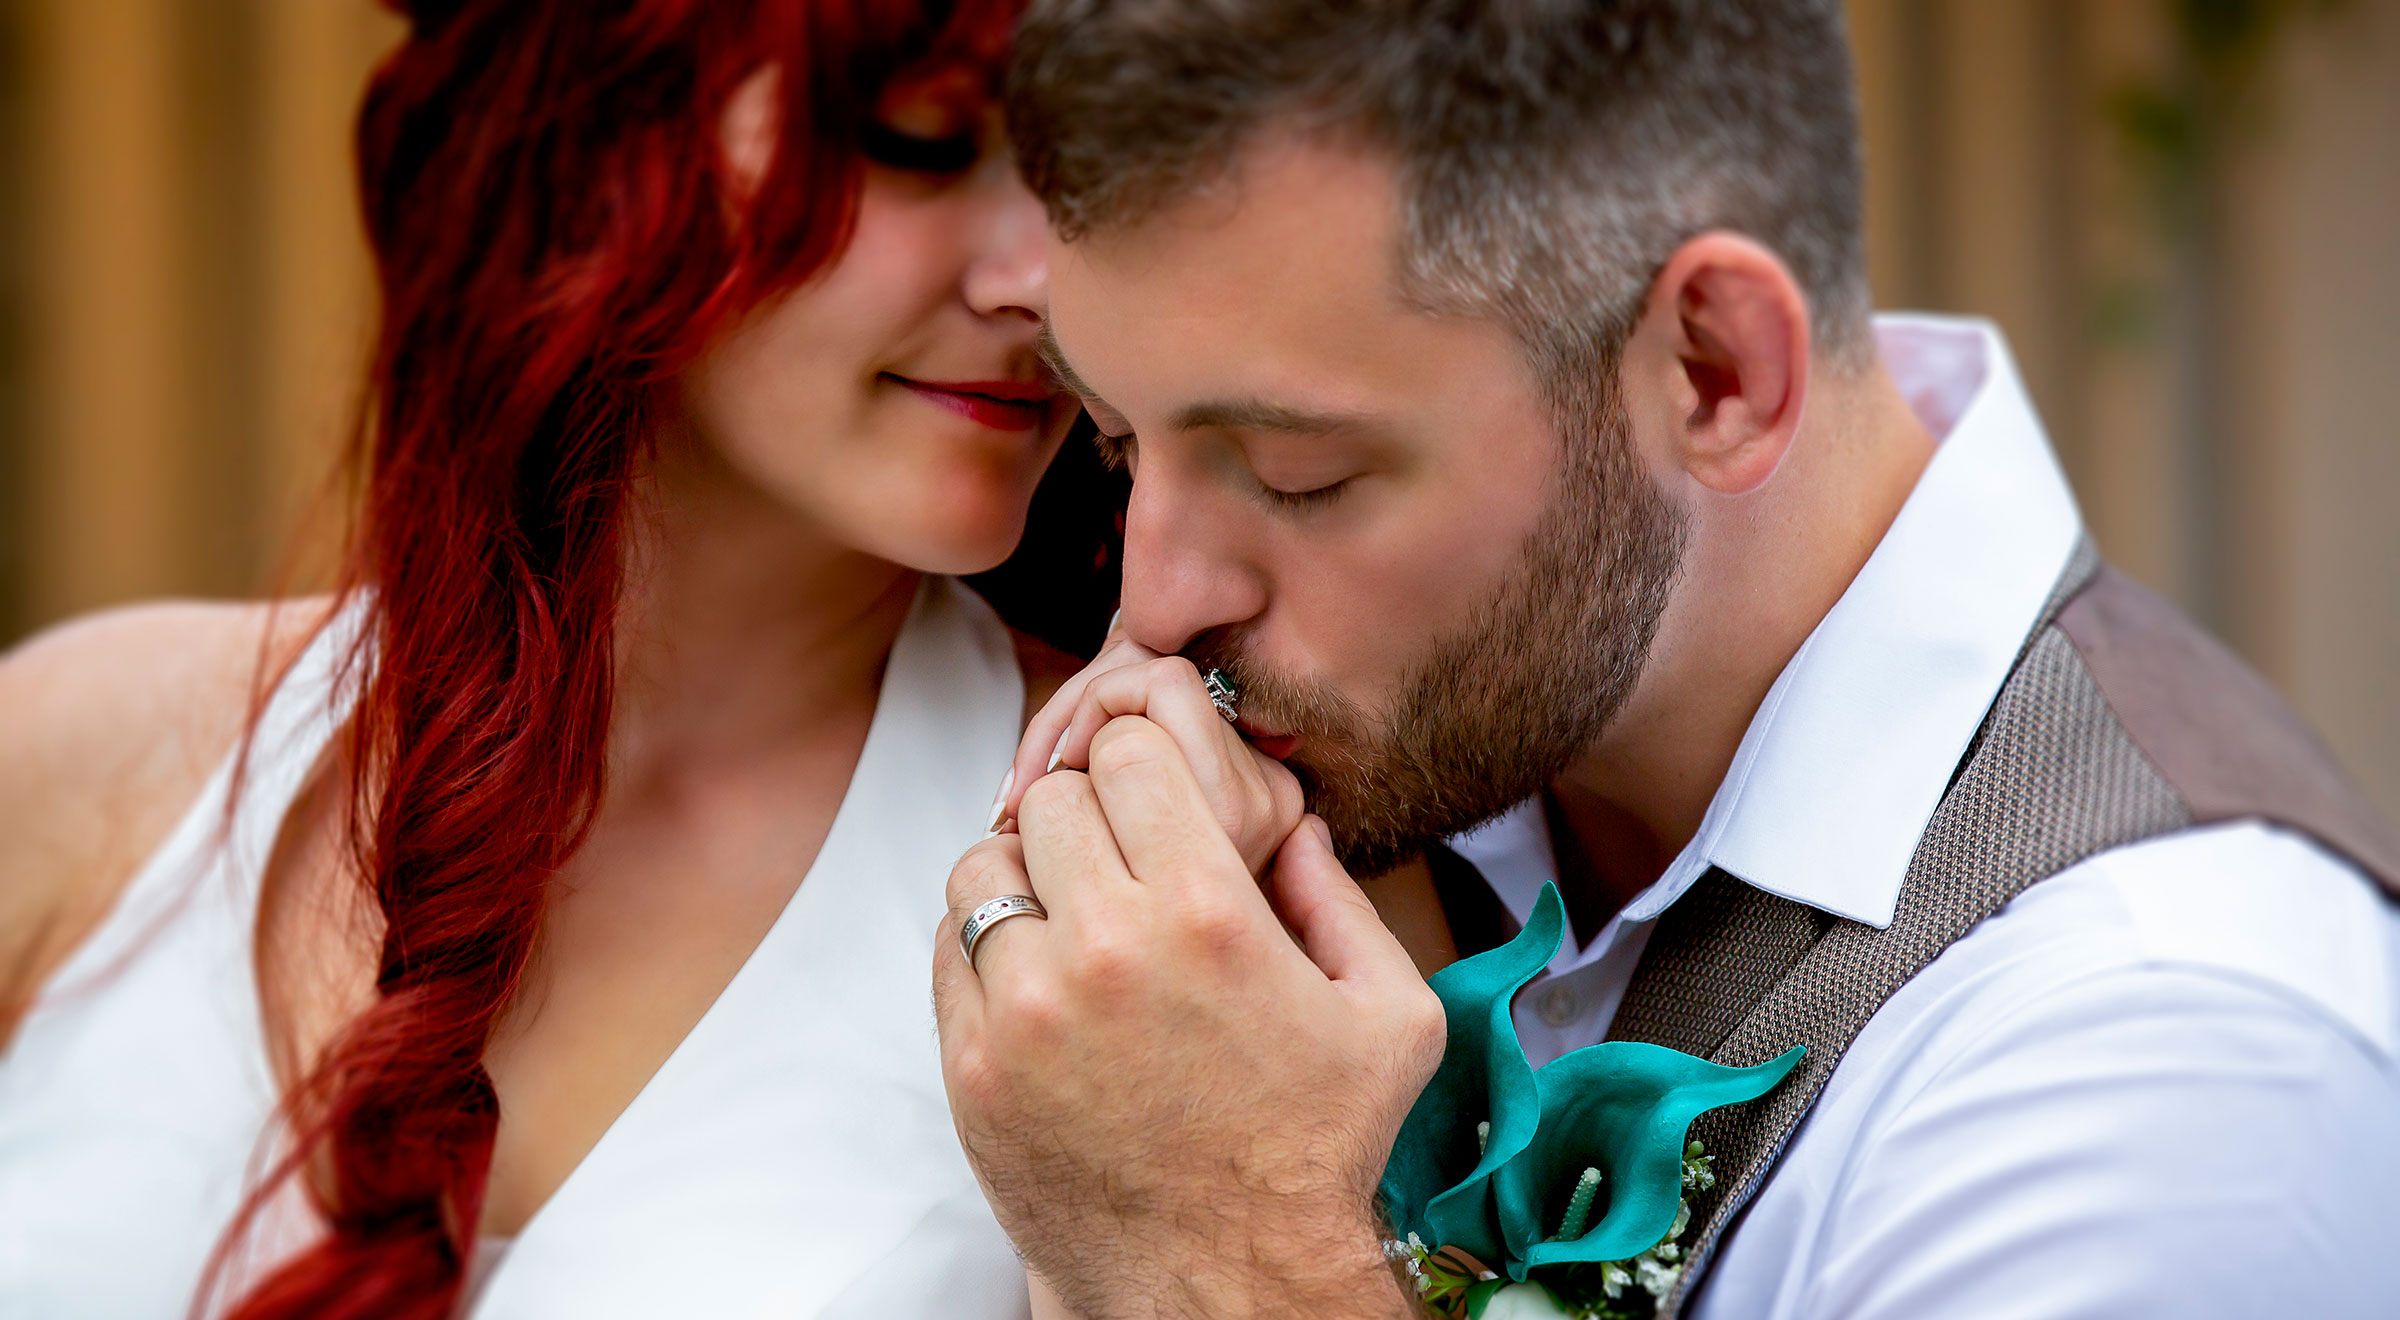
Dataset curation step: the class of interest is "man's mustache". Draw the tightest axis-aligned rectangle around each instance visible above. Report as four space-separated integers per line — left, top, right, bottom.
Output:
1178 640 1380 757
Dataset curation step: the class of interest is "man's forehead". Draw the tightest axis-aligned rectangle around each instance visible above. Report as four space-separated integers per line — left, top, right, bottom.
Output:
1054 137 1402 305
1037 141 1414 414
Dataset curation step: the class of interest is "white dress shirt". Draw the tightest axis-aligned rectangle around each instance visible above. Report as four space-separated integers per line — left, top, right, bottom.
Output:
1448 315 2400 1318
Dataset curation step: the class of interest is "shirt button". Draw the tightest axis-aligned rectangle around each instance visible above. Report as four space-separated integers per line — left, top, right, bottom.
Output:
1536 982 1581 1028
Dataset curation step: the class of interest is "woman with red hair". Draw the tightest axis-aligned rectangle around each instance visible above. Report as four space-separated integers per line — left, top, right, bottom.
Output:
0 1 1099 1316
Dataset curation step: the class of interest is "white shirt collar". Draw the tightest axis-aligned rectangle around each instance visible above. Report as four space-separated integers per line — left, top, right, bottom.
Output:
1451 314 2084 959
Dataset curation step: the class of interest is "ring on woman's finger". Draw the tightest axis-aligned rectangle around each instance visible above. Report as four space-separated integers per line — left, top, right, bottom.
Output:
960 894 1049 972
1203 668 1240 724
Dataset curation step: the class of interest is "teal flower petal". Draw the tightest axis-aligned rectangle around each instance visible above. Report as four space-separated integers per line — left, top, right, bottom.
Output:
1496 1043 1804 1277
1379 885 1566 1261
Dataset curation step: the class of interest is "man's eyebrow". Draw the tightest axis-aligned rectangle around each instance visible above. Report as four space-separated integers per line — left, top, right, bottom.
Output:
1169 398 1378 437
1035 324 1096 399
1036 324 1374 437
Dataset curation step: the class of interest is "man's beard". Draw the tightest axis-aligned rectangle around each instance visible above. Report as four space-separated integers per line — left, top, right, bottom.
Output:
1189 391 1688 877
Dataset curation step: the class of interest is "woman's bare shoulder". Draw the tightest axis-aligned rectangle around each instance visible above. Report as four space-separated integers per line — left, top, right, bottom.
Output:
0 596 338 1022
1008 627 1087 726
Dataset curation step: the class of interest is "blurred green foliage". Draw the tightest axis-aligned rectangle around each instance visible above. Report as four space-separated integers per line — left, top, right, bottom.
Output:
2110 0 2353 236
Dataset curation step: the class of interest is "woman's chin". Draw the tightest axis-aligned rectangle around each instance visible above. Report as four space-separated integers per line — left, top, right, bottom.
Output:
883 507 1030 577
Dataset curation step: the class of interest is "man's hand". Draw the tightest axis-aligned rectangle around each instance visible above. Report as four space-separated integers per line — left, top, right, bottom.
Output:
936 713 1444 1320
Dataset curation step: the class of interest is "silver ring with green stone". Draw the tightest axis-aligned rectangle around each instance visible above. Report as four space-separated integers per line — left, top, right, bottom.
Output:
1203 668 1239 724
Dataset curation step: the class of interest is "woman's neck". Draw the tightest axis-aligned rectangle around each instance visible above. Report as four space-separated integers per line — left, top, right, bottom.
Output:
609 425 919 779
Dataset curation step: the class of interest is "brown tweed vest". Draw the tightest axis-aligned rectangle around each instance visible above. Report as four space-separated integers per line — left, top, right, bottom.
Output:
1602 542 2400 1316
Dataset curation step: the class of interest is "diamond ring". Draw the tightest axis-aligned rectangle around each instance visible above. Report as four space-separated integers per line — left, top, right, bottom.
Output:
1203 668 1240 725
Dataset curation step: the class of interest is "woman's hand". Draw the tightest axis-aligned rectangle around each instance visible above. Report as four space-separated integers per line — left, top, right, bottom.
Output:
996 617 1158 832
994 618 1303 878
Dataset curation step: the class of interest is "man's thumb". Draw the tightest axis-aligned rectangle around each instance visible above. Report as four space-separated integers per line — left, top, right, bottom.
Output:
1268 816 1413 985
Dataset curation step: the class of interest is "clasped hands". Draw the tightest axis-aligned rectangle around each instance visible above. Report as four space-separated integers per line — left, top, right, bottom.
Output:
933 632 1444 1320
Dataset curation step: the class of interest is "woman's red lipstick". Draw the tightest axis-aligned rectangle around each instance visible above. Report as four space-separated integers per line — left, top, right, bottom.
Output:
891 376 1055 431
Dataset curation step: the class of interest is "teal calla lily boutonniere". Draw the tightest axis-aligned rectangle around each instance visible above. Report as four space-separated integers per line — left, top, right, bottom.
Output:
1379 884 1802 1319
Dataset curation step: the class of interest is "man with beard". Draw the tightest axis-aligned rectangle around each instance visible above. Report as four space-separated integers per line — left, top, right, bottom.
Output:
933 2 2400 1318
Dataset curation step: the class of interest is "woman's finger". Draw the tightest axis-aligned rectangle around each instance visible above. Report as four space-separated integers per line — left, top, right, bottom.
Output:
1053 656 1304 876
998 628 1158 830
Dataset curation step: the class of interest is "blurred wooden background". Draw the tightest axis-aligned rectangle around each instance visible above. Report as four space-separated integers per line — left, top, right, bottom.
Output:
0 0 2394 814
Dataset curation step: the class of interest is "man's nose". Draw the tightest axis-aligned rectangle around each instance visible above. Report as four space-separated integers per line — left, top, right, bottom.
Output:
1116 474 1267 656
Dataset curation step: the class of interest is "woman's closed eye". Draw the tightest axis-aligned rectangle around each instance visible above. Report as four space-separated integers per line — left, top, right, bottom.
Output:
861 120 981 175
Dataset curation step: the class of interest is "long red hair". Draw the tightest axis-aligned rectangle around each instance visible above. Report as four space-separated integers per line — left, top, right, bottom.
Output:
213 2 1016 1316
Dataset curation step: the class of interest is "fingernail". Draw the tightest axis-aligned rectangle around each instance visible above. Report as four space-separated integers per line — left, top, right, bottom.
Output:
1106 607 1123 636
1307 816 1334 850
1045 730 1070 773
987 767 1015 833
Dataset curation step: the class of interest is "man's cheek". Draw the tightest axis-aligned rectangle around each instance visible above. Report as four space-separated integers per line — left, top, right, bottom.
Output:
1314 567 1481 695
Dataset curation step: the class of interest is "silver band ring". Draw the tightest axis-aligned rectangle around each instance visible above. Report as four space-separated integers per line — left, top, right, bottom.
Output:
1203 668 1240 725
960 894 1048 970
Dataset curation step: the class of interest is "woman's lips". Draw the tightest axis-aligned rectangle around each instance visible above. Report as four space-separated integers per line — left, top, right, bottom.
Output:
890 376 1055 431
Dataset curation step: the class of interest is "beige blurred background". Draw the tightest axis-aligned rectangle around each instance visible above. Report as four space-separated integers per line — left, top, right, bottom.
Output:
0 1 2394 814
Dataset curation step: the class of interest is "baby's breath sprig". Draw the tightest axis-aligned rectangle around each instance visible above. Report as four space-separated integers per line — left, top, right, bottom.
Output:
1387 1232 1500 1314
1392 1139 1717 1320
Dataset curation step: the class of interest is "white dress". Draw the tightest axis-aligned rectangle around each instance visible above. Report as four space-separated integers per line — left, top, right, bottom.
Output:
0 577 1033 1320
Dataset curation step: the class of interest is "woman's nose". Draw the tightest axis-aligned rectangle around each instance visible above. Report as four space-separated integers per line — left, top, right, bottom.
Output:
963 175 1048 324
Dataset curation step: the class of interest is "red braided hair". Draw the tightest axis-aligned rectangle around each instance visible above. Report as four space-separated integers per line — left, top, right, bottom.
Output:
211 2 1018 1316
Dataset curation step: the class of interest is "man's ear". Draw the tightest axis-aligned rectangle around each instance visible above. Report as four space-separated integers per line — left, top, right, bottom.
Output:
718 64 782 207
1636 233 1812 496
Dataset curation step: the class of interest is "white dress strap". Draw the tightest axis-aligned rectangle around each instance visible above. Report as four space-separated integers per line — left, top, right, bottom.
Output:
40 605 360 1000
0 604 361 1320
